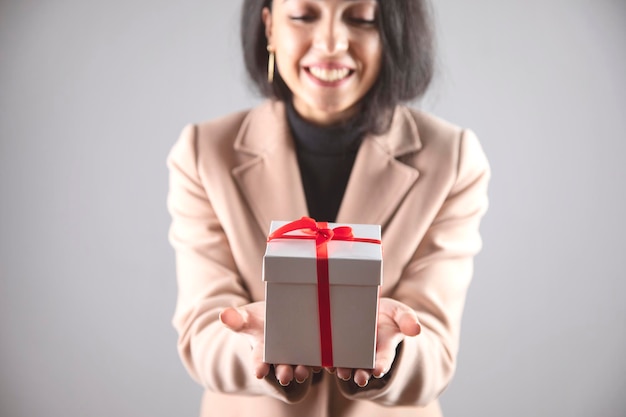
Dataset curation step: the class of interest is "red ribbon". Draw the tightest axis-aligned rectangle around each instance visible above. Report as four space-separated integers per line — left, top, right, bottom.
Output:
267 216 381 367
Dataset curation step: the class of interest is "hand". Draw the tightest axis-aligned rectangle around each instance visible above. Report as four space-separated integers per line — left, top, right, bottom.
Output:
219 302 314 386
334 297 421 387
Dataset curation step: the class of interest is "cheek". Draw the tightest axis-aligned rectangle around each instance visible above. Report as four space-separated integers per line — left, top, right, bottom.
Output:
353 35 382 66
275 30 309 67
360 41 383 79
368 37 383 65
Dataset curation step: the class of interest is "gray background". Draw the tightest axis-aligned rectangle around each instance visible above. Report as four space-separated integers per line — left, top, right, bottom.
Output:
1 0 625 416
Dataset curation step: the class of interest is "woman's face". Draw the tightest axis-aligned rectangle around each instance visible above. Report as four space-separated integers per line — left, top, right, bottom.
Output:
263 0 382 126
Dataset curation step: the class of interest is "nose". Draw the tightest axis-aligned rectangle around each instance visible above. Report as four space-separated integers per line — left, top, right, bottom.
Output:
313 18 348 55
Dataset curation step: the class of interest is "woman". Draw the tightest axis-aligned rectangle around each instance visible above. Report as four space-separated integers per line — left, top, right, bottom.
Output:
167 0 490 416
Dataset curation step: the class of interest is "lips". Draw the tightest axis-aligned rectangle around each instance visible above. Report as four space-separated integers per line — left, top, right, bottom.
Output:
304 64 354 85
308 66 352 82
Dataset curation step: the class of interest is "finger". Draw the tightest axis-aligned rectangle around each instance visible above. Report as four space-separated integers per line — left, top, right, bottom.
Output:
249 338 269 379
353 369 372 387
293 365 310 383
219 307 245 332
220 306 265 338
397 311 421 336
386 300 421 337
312 367 322 374
255 362 271 379
336 367 351 381
275 364 294 386
373 344 399 378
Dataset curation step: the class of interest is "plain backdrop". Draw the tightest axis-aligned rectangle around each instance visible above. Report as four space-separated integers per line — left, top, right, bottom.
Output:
1 0 625 416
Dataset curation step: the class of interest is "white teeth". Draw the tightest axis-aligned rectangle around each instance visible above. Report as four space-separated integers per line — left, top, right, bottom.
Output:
309 67 350 82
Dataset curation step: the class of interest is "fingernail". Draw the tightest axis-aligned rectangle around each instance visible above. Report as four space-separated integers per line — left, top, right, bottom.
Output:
296 377 306 384
279 379 290 387
357 379 369 388
374 371 385 379
339 375 351 381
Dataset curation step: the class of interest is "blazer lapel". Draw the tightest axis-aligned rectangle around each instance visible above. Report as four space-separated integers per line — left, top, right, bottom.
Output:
232 102 422 234
231 101 309 236
336 107 422 227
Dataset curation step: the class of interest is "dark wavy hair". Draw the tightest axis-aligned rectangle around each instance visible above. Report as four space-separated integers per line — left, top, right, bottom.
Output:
241 0 435 134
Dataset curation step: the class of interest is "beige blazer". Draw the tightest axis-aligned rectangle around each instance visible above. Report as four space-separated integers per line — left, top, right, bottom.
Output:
167 100 490 417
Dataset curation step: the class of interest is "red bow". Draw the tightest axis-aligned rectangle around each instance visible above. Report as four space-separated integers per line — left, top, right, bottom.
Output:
267 216 381 247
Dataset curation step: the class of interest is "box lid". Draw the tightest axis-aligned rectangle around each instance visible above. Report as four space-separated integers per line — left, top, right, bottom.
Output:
263 220 383 287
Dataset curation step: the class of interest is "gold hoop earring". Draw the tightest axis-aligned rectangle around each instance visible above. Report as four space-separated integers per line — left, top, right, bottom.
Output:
267 46 275 83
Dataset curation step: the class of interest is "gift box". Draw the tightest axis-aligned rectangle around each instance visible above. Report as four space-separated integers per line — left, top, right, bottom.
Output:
263 217 383 369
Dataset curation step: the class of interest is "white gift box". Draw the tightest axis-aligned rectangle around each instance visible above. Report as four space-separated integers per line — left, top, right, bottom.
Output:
263 218 383 369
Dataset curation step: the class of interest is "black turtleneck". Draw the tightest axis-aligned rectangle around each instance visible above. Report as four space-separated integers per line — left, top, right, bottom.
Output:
286 102 364 222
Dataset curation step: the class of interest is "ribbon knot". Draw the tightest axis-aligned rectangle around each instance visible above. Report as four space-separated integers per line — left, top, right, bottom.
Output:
315 227 334 247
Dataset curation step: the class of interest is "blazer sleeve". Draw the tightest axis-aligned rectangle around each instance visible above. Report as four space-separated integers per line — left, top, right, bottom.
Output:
167 125 312 403
336 129 490 406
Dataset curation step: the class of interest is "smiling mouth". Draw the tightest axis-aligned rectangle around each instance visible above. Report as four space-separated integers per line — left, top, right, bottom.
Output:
307 66 353 83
